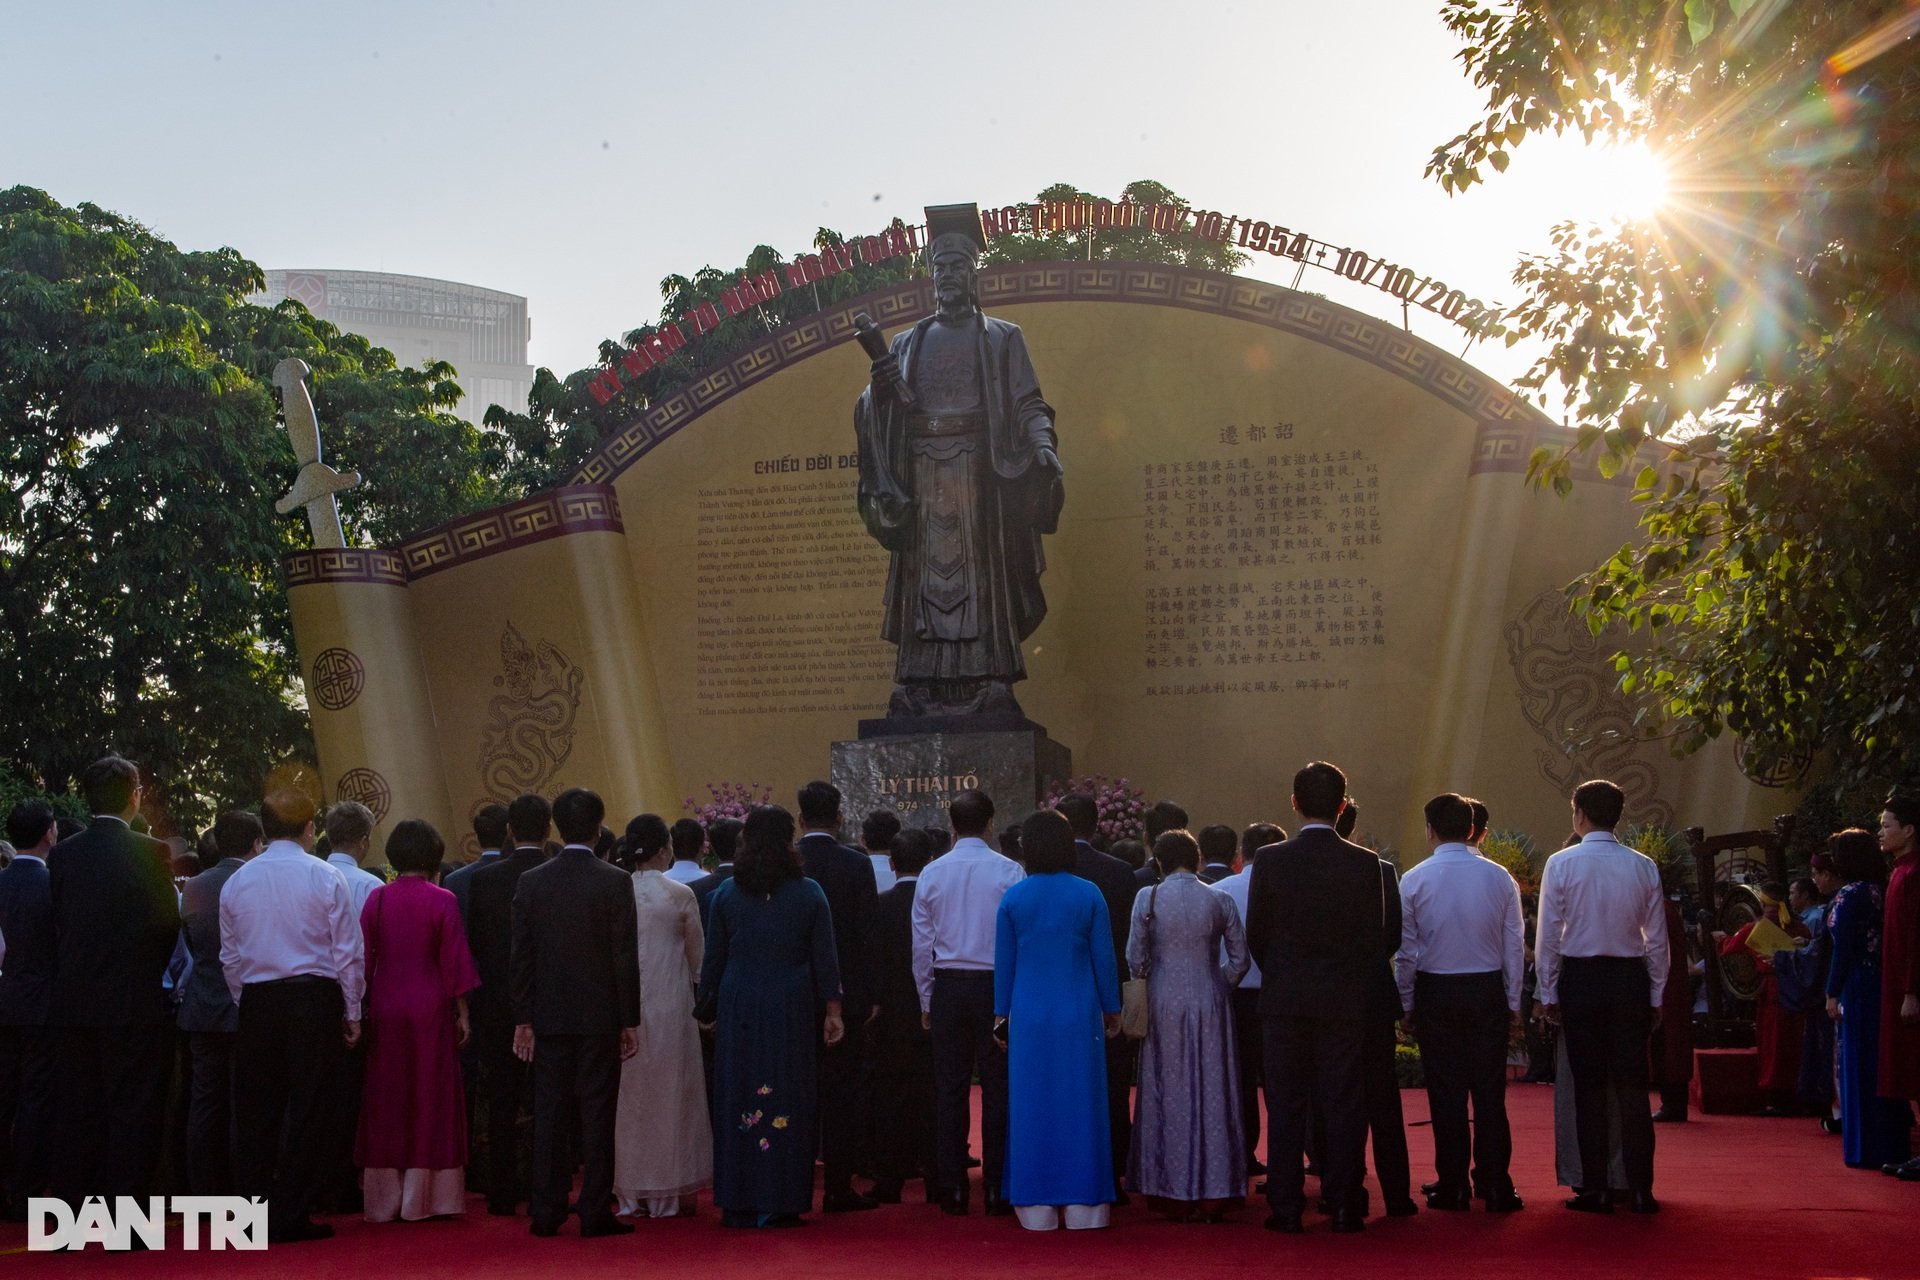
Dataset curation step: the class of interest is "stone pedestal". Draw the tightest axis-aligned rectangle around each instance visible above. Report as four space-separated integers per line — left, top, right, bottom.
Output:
831 720 1072 830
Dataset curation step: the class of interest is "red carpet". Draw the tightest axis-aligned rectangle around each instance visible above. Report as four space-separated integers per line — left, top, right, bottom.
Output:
5 1087 1914 1278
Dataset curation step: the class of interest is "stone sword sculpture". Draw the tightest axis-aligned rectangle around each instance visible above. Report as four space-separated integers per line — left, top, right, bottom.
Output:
272 356 361 548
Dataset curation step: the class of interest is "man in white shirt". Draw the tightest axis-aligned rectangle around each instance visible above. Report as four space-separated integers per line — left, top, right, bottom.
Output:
1397 794 1525 1213
221 788 364 1244
911 788 1022 1216
1216 821 1281 1176
323 801 385 920
1533 778 1668 1215
664 818 707 884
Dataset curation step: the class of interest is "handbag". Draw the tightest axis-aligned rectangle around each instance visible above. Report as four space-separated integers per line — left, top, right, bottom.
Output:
1120 883 1159 1039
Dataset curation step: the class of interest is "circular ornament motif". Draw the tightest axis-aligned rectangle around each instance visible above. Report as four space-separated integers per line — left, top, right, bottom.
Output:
334 767 392 825
311 648 366 712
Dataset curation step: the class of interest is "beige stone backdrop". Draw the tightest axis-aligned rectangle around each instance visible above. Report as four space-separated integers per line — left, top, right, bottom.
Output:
285 265 1776 861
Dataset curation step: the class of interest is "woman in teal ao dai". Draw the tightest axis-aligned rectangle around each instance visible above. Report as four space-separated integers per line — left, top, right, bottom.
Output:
993 809 1122 1230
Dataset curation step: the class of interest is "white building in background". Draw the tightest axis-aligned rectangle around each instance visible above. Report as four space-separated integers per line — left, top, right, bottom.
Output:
256 270 534 425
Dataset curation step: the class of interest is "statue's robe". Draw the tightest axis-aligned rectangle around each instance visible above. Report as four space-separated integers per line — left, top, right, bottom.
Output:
853 311 1062 690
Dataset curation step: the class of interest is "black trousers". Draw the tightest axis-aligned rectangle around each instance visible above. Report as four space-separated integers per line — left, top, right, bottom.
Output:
48 1023 172 1205
184 1030 237 1196
0 1024 55 1212
530 1032 619 1229
1104 1034 1136 1182
233 977 345 1231
817 1013 868 1195
870 1015 937 1192
1362 1010 1411 1204
1263 1014 1365 1217
1231 988 1264 1167
1415 971 1513 1195
1559 956 1655 1193
929 970 1007 1199
475 1022 532 1206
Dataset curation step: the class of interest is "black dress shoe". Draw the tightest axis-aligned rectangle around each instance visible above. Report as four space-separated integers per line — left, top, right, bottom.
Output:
1329 1209 1364 1234
1820 1117 1843 1135
1111 1188 1130 1207
822 1191 880 1213
764 1213 808 1228
1564 1191 1613 1215
1630 1192 1660 1214
1263 1211 1303 1233
982 1189 1013 1218
487 1201 518 1216
1483 1191 1525 1213
530 1220 563 1237
941 1192 968 1217
964 1155 982 1169
1650 1109 1687 1123
1896 1160 1920 1183
1425 1187 1472 1211
1248 1159 1267 1176
1385 1198 1419 1217
269 1221 335 1244
580 1216 636 1237
868 1181 903 1205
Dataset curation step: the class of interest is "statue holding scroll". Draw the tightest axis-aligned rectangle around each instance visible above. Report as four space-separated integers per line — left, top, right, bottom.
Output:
853 204 1065 720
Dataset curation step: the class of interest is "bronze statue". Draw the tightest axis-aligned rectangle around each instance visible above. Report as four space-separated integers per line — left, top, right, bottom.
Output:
853 204 1064 719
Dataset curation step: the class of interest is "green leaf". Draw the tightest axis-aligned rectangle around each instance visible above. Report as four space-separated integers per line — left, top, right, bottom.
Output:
1685 0 1716 44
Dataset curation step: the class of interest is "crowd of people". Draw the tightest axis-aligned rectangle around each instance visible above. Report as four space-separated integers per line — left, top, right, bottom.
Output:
1 754 1918 1247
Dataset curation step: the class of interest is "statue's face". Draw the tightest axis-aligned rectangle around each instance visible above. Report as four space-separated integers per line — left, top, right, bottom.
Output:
931 249 977 311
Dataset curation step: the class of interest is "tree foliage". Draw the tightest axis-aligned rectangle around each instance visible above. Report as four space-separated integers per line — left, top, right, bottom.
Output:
1432 1 1920 806
0 186 512 832
982 180 1250 272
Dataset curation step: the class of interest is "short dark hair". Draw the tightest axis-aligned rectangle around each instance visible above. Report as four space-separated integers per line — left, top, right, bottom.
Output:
507 793 551 845
1292 762 1346 822
261 788 317 840
861 809 902 852
1144 800 1188 843
1885 792 1920 831
625 813 669 858
890 827 935 876
82 755 140 815
735 805 803 895
999 823 1024 861
1020 808 1075 874
1828 827 1886 886
708 817 743 863
1111 838 1146 869
1759 880 1789 901
1197 824 1237 865
552 788 606 846
1241 822 1284 860
1334 798 1360 840
1572 779 1626 830
1056 793 1099 840
1467 798 1490 843
324 801 374 850
670 818 706 860
212 810 264 861
927 828 953 856
1424 793 1474 842
472 803 510 851
1154 829 1201 874
6 799 56 851
949 789 995 837
1789 876 1818 901
386 819 445 875
797 781 842 828
55 816 84 843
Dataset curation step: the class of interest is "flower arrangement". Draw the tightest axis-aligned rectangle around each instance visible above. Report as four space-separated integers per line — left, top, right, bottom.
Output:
1619 823 1695 894
1042 774 1147 846
1480 827 1542 896
684 781 773 826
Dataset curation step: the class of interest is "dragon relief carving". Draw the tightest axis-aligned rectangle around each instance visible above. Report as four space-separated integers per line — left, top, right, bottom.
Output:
1506 587 1675 829
477 623 585 802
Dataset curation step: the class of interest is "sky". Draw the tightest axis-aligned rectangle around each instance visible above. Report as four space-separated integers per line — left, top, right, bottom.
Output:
0 0 1659 407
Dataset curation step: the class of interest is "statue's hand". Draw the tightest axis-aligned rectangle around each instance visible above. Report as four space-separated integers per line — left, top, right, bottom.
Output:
870 353 903 393
1037 446 1063 477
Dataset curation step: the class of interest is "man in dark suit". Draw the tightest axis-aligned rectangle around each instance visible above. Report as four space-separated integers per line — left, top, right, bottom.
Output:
511 787 640 1238
690 816 741 928
1244 760 1384 1235
869 828 938 1204
1134 800 1189 888
46 756 179 1206
175 810 263 1196
1334 800 1415 1218
796 780 882 1212
1 800 58 1218
1059 791 1140 1197
445 803 510 925
1198 824 1239 884
468 793 551 1215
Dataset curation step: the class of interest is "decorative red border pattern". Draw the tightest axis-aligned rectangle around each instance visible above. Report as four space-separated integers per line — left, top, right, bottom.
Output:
281 485 623 588
570 262 1577 488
